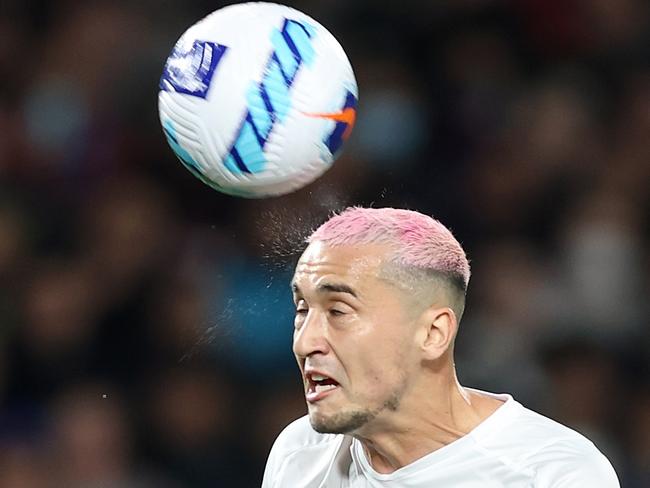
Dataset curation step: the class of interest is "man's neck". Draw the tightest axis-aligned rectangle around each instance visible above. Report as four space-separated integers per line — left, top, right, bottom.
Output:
354 378 504 474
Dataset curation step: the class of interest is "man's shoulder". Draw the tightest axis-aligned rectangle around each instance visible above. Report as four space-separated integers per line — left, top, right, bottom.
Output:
520 415 619 488
498 402 597 449
529 440 619 487
485 401 619 487
507 403 608 457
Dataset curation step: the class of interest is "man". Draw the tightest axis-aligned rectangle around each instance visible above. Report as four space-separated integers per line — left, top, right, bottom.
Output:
262 207 619 487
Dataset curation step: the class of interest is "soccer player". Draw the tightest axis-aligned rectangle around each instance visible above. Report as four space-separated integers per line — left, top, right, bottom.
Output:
262 207 619 487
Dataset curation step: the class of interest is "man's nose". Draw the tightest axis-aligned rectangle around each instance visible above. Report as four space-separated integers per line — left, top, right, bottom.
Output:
293 310 330 358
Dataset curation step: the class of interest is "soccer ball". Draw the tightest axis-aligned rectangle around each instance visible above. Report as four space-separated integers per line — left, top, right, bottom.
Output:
158 2 358 198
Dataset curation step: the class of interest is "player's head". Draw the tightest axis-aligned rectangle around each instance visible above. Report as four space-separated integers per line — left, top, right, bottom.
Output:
291 207 470 435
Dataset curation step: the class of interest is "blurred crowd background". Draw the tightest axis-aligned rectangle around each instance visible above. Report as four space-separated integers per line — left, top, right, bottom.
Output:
1 0 649 486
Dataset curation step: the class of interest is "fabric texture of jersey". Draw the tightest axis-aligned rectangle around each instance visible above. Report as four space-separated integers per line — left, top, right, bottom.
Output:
262 391 619 488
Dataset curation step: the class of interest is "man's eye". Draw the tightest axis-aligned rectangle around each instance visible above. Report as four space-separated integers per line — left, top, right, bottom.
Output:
329 309 345 317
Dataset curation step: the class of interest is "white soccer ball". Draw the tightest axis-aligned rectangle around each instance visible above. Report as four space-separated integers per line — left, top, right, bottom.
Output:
158 2 358 198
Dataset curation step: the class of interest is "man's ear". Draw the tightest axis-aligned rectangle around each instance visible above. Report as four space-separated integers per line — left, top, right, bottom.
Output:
416 307 458 361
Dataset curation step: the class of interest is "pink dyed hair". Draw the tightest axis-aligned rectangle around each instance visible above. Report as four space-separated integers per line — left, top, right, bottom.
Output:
308 207 470 290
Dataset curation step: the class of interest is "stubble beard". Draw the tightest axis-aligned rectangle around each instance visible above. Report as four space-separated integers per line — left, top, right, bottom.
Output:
308 390 403 434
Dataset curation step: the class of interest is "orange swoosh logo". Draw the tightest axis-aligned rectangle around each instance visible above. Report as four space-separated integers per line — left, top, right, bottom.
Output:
303 107 356 139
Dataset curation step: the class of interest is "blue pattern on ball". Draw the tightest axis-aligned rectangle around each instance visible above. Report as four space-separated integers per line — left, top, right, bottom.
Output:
225 18 316 175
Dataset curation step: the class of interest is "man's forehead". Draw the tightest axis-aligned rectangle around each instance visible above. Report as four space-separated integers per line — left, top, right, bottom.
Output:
294 241 388 281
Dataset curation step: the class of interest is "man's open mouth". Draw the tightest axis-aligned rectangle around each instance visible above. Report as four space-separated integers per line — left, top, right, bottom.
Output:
306 372 340 402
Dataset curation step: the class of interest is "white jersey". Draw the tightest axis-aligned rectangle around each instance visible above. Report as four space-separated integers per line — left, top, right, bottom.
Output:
262 391 619 487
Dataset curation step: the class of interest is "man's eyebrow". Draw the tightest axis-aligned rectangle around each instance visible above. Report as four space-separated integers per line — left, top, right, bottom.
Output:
318 282 358 297
291 282 358 298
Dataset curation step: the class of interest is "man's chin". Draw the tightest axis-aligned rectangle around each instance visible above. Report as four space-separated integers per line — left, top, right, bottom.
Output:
308 408 374 435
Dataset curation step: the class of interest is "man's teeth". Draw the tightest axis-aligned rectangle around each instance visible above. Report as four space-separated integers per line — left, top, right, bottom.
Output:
314 383 337 393
311 374 329 381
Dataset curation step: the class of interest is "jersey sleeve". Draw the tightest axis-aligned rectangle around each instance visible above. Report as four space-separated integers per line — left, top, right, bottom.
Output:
261 426 289 488
261 447 277 488
261 416 323 488
261 415 345 488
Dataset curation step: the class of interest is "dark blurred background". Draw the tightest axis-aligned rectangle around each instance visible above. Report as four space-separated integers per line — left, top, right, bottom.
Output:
1 0 649 486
